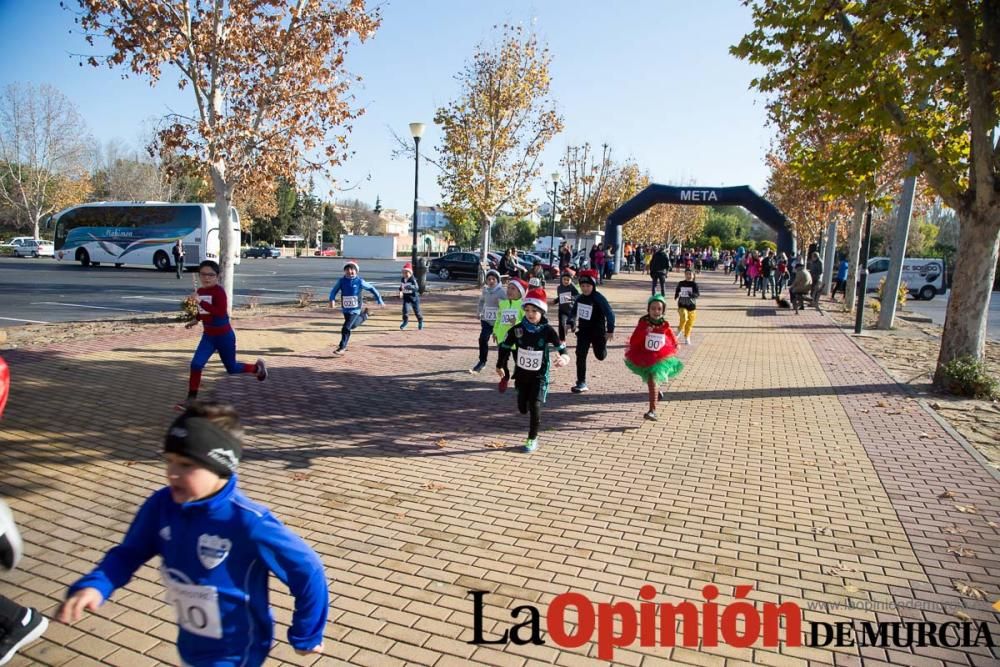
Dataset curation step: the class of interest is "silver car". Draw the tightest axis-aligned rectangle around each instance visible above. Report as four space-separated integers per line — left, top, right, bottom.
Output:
13 239 54 258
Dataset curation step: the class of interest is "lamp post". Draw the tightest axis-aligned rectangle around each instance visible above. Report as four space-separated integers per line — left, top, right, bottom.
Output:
409 122 424 272
548 172 559 267
854 201 873 334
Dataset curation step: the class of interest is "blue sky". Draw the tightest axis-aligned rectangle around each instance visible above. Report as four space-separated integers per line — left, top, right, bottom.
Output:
0 0 772 215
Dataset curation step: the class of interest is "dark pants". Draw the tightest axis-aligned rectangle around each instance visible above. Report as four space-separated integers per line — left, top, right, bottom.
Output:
595 262 605 283
651 273 666 295
516 377 543 439
402 299 422 324
576 329 608 384
558 311 573 342
478 320 493 364
174 256 184 278
191 330 248 373
339 310 367 349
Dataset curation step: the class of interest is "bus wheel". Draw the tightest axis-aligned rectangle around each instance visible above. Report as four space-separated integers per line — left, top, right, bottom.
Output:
76 248 91 267
153 251 171 271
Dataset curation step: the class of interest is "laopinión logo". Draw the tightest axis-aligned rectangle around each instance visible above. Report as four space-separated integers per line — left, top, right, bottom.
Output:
467 585 996 661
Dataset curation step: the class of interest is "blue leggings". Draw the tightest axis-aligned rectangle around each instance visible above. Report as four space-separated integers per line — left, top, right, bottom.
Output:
191 331 247 373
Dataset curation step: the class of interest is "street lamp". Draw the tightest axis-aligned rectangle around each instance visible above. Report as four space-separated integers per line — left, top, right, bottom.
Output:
409 122 424 274
548 172 559 267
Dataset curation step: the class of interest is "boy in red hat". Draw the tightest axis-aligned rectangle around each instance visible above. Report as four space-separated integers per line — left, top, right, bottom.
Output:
398 263 423 330
569 269 616 393
496 288 569 452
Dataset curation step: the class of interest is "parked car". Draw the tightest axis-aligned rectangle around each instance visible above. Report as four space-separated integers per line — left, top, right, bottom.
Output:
13 239 54 257
517 251 558 279
429 252 483 280
4 237 38 248
314 247 337 257
242 245 281 259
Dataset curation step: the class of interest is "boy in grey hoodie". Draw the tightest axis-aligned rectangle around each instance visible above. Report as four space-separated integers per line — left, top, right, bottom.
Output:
471 269 507 373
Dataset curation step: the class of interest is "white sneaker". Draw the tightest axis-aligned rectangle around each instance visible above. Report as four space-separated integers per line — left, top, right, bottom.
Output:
684 335 691 345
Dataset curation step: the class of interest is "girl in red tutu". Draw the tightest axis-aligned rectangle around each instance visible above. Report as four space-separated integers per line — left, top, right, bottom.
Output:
624 294 683 421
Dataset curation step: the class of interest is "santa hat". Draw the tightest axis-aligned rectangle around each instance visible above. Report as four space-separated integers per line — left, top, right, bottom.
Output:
578 269 599 286
344 259 359 271
402 262 413 272
508 278 528 297
522 288 547 313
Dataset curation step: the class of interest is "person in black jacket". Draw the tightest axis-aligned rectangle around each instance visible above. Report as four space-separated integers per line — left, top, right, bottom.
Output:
649 246 669 296
172 239 185 279
569 269 615 393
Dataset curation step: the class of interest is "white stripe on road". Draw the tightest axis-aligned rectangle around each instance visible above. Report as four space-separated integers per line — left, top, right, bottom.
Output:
32 302 145 312
0 316 50 324
121 296 179 302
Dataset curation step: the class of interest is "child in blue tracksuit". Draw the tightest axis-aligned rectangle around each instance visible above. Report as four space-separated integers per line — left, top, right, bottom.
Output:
328 260 384 355
58 403 329 667
398 262 423 330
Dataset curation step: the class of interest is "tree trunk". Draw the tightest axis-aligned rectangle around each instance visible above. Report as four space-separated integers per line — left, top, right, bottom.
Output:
844 195 865 312
478 213 492 286
208 162 236 307
32 215 41 241
933 205 1000 385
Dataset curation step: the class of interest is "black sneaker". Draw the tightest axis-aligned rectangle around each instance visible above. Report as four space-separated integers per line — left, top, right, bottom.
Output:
571 383 589 393
0 606 48 666
0 500 23 571
469 361 486 374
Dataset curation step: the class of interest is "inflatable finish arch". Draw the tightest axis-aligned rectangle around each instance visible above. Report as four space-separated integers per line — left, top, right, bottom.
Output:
604 184 795 256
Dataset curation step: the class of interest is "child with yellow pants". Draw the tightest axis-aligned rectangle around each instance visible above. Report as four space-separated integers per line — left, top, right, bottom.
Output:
674 268 700 344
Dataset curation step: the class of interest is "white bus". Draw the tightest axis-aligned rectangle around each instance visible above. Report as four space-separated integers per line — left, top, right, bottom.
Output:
52 202 241 270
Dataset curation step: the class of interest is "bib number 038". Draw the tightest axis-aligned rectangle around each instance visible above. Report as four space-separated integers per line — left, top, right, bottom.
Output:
516 348 544 371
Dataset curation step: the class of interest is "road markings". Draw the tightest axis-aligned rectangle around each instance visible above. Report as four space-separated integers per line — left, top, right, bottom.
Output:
0 316 50 324
121 296 179 302
32 302 145 312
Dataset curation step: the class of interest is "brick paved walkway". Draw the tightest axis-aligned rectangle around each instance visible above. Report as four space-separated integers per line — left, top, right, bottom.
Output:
1 271 998 666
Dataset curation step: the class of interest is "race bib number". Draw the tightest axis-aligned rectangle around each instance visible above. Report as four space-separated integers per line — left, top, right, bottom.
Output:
645 333 667 351
516 348 544 371
402 284 414 294
678 287 692 298
164 579 222 639
483 307 498 322
197 294 211 316
342 295 359 309
501 309 518 325
577 303 593 320
559 292 573 305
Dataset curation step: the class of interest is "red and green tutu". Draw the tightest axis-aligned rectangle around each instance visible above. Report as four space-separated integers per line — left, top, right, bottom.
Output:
624 316 683 384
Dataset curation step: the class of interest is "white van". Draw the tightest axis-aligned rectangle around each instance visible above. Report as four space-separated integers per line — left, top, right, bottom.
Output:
866 256 946 300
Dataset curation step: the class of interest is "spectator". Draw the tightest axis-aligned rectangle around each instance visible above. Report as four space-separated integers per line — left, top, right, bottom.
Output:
593 244 606 285
649 245 669 296
832 256 849 302
790 261 813 313
172 239 185 279
808 251 824 314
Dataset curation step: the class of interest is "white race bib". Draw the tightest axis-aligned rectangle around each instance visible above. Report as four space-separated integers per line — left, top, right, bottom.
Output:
164 579 223 639
483 306 498 322
342 295 359 309
645 332 667 351
577 303 593 320
679 287 692 298
559 292 573 305
402 284 414 294
197 294 211 316
516 348 544 371
500 309 518 325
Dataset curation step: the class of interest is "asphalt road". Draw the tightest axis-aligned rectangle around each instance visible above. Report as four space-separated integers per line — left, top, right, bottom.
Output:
0 256 459 326
898 289 1000 342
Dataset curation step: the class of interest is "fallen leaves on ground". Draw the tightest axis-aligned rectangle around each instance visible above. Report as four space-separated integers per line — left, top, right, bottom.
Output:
291 472 310 481
952 610 973 622
954 581 987 600
423 481 447 491
943 525 967 535
486 441 506 449
947 546 976 558
810 525 832 536
955 504 978 514
938 489 956 499
435 439 447 448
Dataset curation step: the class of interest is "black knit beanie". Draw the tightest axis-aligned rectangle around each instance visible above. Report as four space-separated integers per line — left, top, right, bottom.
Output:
163 414 242 477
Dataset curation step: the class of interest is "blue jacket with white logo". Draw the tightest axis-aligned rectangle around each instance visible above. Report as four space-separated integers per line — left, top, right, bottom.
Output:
67 476 328 667
328 276 383 314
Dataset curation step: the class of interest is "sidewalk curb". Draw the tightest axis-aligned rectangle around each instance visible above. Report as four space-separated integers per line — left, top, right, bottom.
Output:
837 320 1000 485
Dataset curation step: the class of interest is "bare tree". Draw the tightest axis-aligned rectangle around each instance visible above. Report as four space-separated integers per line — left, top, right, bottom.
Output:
0 83 92 238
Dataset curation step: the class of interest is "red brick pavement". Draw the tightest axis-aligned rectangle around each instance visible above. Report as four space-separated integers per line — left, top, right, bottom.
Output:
1 273 998 666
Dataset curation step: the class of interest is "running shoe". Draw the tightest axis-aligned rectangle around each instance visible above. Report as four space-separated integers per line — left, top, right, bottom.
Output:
657 390 664 401
255 359 268 381
418 320 424 330
570 382 589 393
523 438 539 453
400 322 408 330
684 335 691 345
0 606 48 667
361 306 370 322
498 375 509 393
332 347 347 357
469 361 486 374
644 411 658 421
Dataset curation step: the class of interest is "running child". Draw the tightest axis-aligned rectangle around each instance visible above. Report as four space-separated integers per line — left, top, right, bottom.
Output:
674 268 701 345
496 288 570 452
181 260 266 409
470 269 506 374
553 269 579 343
624 294 683 421
329 260 384 356
569 269 615 393
492 278 527 348
398 262 423 330
57 402 328 667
